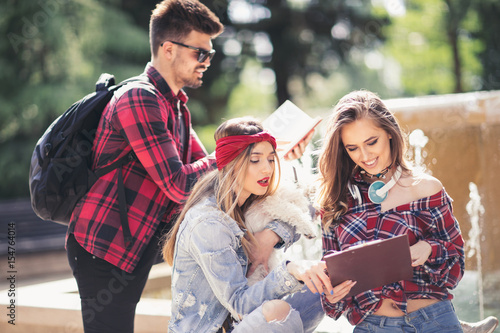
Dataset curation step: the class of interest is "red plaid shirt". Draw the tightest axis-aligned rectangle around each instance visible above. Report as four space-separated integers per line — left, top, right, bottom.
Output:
321 172 464 325
68 63 216 273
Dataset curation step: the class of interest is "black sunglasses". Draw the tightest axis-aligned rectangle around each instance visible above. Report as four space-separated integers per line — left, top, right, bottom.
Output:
161 40 216 63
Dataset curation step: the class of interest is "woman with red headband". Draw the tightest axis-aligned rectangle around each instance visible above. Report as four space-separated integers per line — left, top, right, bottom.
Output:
163 117 356 332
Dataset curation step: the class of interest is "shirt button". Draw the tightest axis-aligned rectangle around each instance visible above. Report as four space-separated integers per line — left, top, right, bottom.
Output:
285 281 291 287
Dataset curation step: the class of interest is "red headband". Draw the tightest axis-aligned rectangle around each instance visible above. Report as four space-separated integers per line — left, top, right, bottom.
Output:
215 132 277 170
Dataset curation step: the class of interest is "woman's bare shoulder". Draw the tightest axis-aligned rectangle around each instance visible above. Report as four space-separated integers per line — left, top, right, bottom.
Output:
409 173 443 199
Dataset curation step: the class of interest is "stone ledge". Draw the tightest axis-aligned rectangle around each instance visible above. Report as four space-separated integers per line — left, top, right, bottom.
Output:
0 263 172 333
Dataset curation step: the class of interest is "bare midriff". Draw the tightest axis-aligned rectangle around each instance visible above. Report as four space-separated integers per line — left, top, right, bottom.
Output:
373 299 440 317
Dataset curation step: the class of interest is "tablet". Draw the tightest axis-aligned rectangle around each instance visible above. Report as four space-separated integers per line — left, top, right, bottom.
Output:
324 234 413 299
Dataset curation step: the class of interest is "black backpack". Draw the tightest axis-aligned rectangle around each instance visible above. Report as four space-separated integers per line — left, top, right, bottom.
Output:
29 73 142 244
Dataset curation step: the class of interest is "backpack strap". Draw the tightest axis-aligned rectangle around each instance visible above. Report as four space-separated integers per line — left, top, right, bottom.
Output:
92 75 149 249
96 73 116 91
94 151 136 178
94 151 136 249
90 75 146 249
117 163 133 249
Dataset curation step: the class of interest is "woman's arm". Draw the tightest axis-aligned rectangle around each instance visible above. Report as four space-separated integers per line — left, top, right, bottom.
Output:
286 260 355 300
414 193 465 289
246 220 300 276
189 219 303 319
320 223 355 319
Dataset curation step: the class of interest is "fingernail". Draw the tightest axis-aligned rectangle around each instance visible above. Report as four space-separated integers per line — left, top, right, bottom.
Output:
330 290 334 295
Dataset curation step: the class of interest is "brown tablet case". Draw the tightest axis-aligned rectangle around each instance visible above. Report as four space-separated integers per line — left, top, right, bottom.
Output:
324 234 413 299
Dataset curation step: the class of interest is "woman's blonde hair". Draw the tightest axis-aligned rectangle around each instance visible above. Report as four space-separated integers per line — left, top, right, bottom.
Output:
316 90 410 229
163 117 280 265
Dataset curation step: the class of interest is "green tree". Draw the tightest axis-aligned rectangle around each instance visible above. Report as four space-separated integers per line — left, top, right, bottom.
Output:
382 0 482 96
0 0 148 198
443 0 473 93
215 0 389 105
473 0 500 90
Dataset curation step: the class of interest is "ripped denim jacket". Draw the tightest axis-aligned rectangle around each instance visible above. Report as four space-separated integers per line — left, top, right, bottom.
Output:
168 195 303 333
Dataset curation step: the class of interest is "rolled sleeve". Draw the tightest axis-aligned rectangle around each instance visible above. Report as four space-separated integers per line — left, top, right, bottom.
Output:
266 219 300 251
417 200 464 289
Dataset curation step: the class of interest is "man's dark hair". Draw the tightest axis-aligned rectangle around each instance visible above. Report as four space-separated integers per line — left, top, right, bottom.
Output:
150 0 224 57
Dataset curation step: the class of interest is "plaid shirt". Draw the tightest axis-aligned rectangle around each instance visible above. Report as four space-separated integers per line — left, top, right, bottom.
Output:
68 63 216 273
321 172 464 325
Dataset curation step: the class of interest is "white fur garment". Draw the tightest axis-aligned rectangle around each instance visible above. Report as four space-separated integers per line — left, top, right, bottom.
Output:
244 180 317 285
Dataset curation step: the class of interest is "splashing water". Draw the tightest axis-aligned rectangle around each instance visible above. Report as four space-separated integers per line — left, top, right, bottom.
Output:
466 182 485 319
408 129 429 174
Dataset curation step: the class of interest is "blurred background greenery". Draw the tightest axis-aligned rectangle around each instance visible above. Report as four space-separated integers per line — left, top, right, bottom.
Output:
1 0 499 199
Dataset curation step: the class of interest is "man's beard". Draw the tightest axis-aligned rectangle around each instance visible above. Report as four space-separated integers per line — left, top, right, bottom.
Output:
182 66 206 89
184 77 203 89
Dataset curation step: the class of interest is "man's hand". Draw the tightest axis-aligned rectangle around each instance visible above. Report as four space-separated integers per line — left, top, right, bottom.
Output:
246 229 281 277
283 130 315 161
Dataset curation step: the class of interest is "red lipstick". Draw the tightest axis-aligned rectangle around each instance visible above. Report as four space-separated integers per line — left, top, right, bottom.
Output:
257 177 270 187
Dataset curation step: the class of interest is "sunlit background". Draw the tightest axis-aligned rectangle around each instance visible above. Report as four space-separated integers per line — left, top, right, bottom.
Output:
1 0 499 331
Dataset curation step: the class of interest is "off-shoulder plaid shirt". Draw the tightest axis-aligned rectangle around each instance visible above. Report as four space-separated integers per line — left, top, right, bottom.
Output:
321 172 465 325
68 63 216 273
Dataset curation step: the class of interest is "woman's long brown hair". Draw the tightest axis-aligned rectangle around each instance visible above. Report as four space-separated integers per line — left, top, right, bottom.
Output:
316 90 411 230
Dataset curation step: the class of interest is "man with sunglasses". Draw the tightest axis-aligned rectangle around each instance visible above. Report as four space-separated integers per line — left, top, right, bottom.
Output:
65 1 224 332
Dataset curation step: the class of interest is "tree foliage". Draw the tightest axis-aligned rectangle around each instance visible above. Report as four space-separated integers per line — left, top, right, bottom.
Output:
210 0 389 104
382 0 486 96
473 0 500 90
0 0 148 198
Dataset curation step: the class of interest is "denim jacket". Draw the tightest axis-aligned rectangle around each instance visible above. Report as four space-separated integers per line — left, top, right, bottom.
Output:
169 195 304 333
